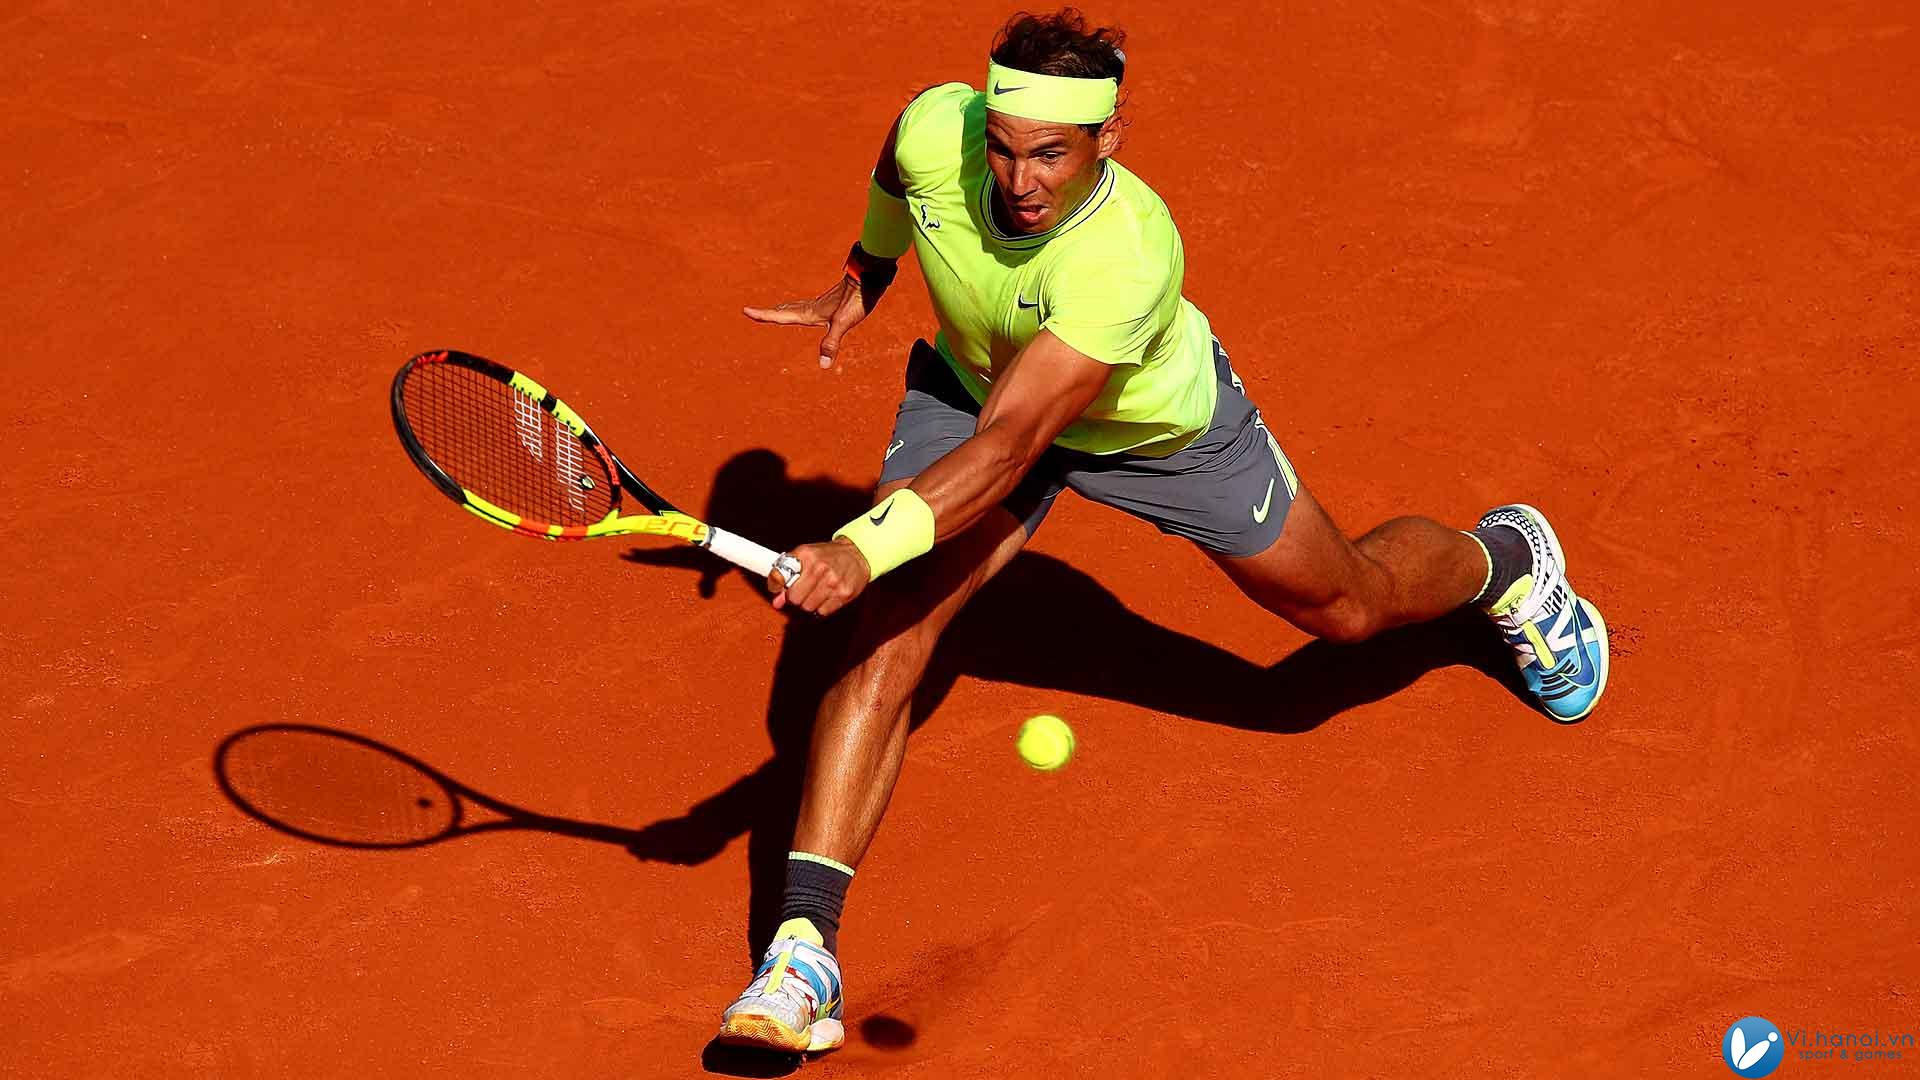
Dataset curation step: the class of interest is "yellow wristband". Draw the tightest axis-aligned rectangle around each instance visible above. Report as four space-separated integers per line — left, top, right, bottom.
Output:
859 175 913 260
833 489 934 579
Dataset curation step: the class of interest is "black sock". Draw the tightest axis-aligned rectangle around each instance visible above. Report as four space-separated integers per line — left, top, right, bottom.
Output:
1470 524 1534 609
778 853 853 954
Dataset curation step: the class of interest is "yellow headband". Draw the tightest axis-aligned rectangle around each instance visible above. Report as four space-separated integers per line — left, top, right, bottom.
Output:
985 61 1117 125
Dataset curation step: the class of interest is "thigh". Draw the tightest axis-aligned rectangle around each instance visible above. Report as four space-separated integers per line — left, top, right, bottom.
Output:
879 340 1062 534
1204 484 1372 624
1059 338 1302 558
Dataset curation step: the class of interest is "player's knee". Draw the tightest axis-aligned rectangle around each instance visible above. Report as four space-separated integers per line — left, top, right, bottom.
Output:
1296 596 1382 645
836 626 937 714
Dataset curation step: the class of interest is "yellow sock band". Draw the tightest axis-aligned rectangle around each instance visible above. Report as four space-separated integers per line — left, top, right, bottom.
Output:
788 850 856 877
834 488 934 580
1463 531 1493 604
859 175 913 259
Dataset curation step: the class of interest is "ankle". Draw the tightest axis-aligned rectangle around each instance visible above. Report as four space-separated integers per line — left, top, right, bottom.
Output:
1467 525 1533 609
778 852 854 954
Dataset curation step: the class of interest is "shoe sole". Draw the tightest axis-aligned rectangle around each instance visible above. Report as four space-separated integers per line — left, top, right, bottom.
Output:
717 1014 845 1053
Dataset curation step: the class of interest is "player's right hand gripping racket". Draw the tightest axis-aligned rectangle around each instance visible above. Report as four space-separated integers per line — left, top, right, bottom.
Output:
391 349 799 584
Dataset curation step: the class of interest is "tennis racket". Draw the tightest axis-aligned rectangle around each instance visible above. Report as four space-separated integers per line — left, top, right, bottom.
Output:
390 349 800 584
216 724 638 849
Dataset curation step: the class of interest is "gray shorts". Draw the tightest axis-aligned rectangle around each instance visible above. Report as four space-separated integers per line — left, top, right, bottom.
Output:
877 338 1300 558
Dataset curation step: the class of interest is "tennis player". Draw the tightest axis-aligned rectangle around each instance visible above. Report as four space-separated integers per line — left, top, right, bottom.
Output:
718 9 1609 1053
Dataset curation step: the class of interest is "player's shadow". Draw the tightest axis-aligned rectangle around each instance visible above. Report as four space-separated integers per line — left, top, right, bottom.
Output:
620 450 1523 966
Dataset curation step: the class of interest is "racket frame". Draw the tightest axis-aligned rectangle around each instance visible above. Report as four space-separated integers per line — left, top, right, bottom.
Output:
392 350 797 582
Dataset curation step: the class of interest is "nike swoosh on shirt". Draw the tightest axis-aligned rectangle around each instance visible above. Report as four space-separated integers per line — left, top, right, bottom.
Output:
1252 477 1276 524
1016 296 1038 309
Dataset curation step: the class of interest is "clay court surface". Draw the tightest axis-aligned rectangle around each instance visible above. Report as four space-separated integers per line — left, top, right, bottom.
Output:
5 1 1917 1076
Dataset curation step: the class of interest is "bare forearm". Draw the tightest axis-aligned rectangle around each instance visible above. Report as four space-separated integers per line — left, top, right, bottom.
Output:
771 331 1106 615
908 422 1041 542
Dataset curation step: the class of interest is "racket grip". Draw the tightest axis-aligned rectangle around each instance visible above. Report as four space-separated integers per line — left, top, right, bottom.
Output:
705 527 802 586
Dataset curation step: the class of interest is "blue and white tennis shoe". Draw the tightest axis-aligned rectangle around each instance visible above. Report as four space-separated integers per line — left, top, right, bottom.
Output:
1477 504 1610 722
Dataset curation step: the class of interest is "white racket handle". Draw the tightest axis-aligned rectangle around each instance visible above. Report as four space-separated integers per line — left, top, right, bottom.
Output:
705 527 801 586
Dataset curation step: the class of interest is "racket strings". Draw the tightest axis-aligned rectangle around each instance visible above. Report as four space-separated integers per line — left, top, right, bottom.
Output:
223 730 459 847
404 364 617 527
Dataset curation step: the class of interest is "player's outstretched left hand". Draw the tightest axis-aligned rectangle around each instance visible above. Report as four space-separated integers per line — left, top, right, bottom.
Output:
770 538 871 616
743 275 877 369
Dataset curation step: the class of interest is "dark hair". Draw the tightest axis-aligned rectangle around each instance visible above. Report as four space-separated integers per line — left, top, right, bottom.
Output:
990 8 1127 134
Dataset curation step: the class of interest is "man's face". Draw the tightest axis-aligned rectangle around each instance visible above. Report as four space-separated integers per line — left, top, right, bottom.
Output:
984 111 1117 234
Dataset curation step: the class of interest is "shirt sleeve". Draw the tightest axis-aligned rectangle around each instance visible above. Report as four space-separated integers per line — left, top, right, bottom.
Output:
892 83 976 197
1038 249 1176 367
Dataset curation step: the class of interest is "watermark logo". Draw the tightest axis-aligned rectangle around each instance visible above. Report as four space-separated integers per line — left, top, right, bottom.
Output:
1724 1016 1783 1077
1719 1015 1918 1070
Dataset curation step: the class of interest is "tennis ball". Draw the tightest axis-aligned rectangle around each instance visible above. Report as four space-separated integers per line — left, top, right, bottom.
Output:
1016 714 1074 771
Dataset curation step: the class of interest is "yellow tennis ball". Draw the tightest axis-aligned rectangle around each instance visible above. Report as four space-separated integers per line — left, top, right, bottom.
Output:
1017 714 1075 771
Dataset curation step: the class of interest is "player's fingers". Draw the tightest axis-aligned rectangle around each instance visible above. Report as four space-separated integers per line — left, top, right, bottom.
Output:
811 571 861 616
761 558 787 606
800 565 849 614
818 301 870 368
797 574 834 613
780 559 823 610
742 302 829 326
817 327 845 369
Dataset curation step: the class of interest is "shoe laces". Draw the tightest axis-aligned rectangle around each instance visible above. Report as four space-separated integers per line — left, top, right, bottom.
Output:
746 938 833 1017
762 973 820 1018
1493 580 1566 637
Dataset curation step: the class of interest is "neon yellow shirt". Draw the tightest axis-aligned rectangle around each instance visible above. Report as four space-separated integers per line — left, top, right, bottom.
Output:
894 82 1216 456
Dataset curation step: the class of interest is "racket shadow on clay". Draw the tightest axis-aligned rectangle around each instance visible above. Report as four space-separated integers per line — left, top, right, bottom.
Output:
215 723 643 850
